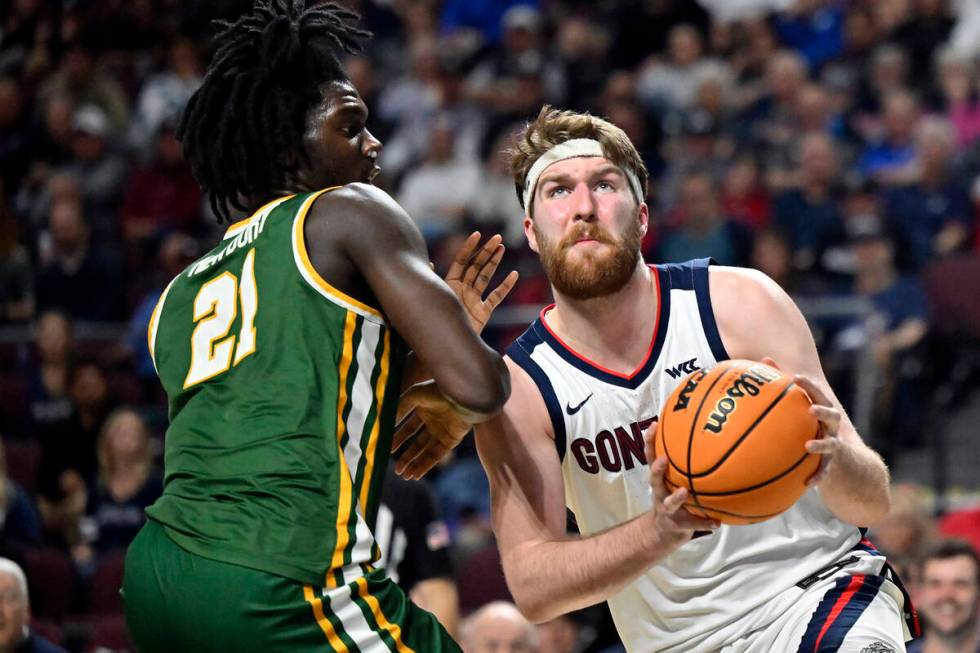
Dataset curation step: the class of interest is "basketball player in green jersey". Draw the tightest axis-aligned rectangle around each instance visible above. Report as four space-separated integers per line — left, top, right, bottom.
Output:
121 2 513 651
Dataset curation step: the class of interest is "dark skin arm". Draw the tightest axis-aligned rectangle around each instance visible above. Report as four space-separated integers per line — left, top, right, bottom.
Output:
304 183 510 418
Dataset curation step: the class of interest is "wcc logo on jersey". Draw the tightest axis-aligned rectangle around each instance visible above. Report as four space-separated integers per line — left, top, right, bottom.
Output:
664 357 700 379
570 417 657 474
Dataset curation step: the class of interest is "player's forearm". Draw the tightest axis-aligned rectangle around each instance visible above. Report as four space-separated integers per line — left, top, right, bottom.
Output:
503 511 669 623
818 437 891 526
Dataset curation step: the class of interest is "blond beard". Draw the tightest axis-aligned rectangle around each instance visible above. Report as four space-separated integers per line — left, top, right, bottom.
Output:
535 219 643 300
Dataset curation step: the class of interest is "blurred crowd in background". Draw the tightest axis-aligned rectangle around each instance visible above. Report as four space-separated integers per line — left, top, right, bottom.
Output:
0 0 979 651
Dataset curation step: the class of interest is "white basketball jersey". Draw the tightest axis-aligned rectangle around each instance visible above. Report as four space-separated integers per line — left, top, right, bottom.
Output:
507 260 881 653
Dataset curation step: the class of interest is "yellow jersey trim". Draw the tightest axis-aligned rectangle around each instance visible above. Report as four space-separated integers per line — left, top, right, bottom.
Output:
358 328 391 513
291 188 385 323
328 311 358 588
147 276 178 375
354 576 416 653
303 585 350 652
223 195 293 240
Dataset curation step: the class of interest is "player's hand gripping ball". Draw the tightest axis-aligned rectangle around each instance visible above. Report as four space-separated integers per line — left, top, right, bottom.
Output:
654 359 821 525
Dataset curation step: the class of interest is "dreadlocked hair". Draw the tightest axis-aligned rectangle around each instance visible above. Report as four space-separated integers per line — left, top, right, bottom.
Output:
178 0 371 222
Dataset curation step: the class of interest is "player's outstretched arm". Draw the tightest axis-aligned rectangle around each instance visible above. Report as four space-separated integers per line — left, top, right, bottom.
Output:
475 358 715 624
710 266 891 527
307 183 509 421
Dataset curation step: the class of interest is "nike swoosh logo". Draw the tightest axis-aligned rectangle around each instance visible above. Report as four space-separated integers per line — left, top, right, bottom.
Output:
566 393 593 415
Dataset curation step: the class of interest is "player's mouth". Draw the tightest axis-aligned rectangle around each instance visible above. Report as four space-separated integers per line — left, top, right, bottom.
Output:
367 164 381 183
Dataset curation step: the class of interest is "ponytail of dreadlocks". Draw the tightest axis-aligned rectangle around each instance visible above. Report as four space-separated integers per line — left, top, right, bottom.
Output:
178 0 371 222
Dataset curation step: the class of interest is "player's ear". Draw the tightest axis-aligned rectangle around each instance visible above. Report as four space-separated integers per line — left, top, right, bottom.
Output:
524 215 539 253
638 201 649 237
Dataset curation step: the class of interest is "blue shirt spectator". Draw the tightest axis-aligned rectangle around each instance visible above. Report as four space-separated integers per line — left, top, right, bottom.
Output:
772 188 845 271
885 182 973 271
773 4 844 71
440 0 537 44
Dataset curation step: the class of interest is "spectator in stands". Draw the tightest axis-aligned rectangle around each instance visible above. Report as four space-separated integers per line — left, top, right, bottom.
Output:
36 360 112 498
0 77 30 194
465 5 563 123
0 441 41 554
772 132 846 274
773 0 844 70
655 170 751 266
553 14 610 112
377 466 459 637
857 89 921 186
869 483 936 577
128 37 203 158
440 0 540 45
36 37 129 136
907 539 980 653
461 601 539 653
22 94 74 199
121 231 198 399
934 46 980 150
744 49 808 157
34 196 124 322
721 155 770 230
397 117 481 240
884 117 974 272
892 0 956 90
657 108 732 211
469 126 525 246
636 24 720 115
57 104 127 240
0 192 33 323
119 118 203 248
81 408 161 555
26 311 73 439
375 36 444 177
837 214 930 449
853 45 909 136
0 558 67 653
537 613 583 653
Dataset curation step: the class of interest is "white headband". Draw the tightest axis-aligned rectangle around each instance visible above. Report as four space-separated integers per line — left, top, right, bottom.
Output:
522 138 644 212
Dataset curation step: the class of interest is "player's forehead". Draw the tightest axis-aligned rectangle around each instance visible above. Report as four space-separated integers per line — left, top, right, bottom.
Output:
536 155 624 184
318 80 367 118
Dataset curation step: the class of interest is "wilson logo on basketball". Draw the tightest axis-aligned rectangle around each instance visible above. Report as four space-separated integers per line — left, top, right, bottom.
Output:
672 370 707 412
704 365 780 434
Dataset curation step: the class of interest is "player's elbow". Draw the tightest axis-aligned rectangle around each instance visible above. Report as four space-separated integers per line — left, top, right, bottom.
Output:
510 590 556 625
442 353 511 418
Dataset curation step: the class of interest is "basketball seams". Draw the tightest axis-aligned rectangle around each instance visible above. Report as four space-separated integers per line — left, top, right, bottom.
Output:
681 503 783 521
686 363 734 518
687 450 812 496
687 381 798 479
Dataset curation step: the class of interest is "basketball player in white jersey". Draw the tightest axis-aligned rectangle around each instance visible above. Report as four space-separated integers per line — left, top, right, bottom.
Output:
394 106 919 653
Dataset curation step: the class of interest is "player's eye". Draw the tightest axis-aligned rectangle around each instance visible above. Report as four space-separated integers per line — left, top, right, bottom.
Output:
548 185 569 197
596 180 615 191
343 124 363 138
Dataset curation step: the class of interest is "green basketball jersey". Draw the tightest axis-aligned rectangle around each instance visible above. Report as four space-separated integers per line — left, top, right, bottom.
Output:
145 188 406 588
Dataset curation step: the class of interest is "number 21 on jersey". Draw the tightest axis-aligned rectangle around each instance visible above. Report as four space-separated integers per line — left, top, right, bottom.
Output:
184 249 258 388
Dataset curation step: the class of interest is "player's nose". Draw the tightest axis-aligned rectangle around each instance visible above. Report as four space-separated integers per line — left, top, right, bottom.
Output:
363 128 382 157
571 181 597 222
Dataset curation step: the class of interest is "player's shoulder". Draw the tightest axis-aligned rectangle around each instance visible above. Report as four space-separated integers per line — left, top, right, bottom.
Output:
708 265 789 318
308 182 420 246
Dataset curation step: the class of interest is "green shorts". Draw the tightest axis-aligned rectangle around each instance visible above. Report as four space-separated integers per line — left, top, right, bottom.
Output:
122 520 461 653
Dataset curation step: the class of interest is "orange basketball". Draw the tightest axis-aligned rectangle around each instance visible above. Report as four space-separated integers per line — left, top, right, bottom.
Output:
654 359 821 525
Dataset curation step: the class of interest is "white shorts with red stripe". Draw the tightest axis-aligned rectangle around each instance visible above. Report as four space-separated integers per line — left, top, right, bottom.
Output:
721 557 912 653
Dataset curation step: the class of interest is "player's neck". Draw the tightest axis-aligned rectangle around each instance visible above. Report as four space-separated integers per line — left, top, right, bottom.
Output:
547 263 656 373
